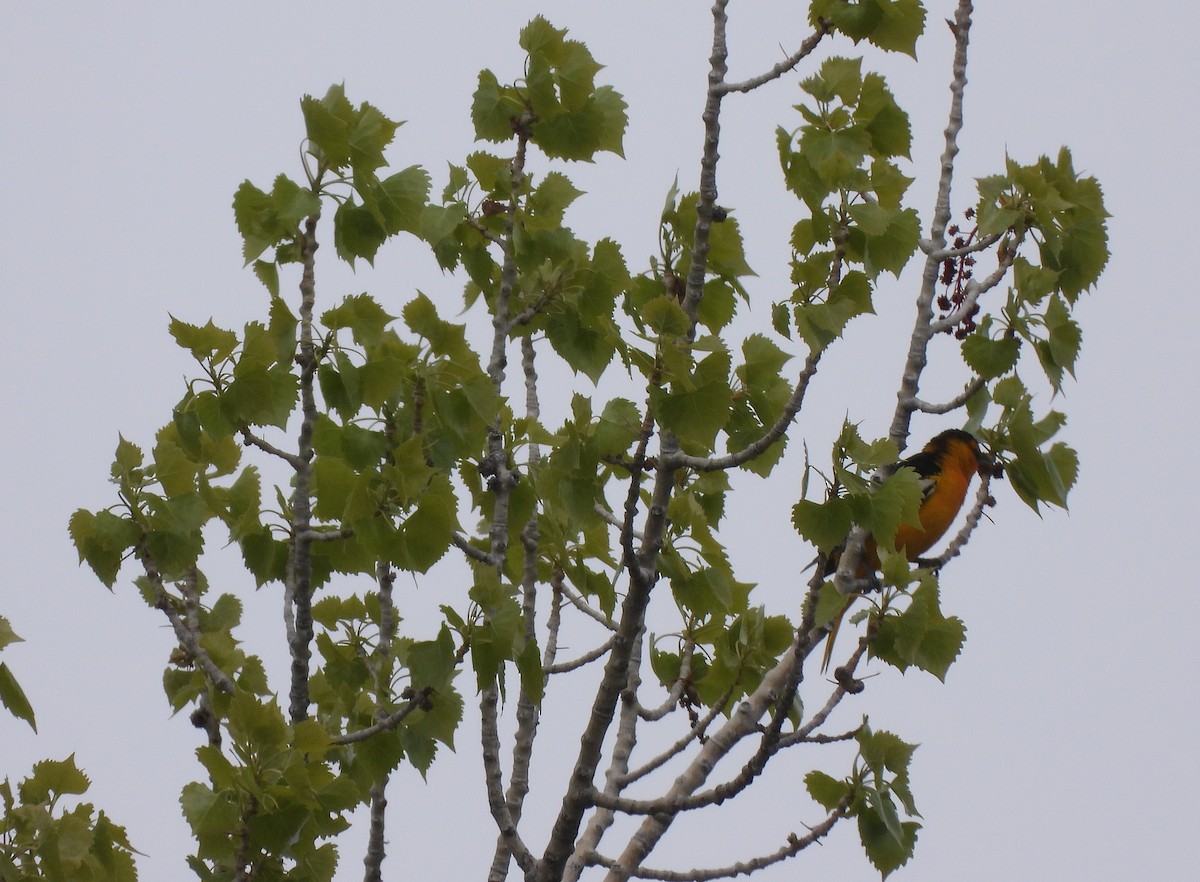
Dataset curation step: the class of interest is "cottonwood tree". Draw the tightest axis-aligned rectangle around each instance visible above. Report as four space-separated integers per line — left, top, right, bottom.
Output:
63 1 1107 880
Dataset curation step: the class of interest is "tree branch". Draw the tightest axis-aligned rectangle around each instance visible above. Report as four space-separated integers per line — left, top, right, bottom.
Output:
564 630 647 881
452 532 494 565
538 425 683 879
481 687 538 876
717 22 831 95
239 428 304 470
622 689 731 787
560 580 617 631
905 376 985 415
362 561 397 882
668 350 820 472
286 208 322 723
679 0 730 330
136 544 235 695
332 693 425 745
888 0 976 451
546 637 617 675
489 336 545 882
595 502 645 543
587 791 851 881
600 641 809 880
920 229 1001 260
635 639 695 722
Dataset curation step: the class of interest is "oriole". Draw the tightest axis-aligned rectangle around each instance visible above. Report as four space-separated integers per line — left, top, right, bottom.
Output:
820 429 989 672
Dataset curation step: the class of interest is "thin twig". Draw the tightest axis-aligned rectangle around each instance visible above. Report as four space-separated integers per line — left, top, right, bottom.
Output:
586 792 851 880
669 351 820 472
635 639 695 722
240 428 304 470
905 376 986 415
718 23 831 95
333 694 424 745
920 230 1001 260
547 637 617 675
136 542 235 695
595 503 645 543
622 688 731 786
452 532 495 565
560 581 618 631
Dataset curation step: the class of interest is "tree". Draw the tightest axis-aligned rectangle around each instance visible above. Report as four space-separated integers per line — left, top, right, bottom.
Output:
59 1 1108 879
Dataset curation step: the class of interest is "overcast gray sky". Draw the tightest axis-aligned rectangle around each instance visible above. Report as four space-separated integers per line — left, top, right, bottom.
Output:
2 2 1196 880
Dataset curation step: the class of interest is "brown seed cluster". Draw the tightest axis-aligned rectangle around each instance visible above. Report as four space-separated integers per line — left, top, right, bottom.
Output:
937 208 979 340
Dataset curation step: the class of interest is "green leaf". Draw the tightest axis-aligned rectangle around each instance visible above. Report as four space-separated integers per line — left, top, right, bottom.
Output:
226 693 288 752
641 296 691 337
794 270 875 351
169 317 239 362
651 350 733 450
805 770 851 810
302 84 355 166
231 175 320 265
270 173 323 229
267 295 298 364
333 198 387 265
20 755 91 803
850 465 923 552
861 207 920 278
322 293 396 348
868 0 927 56
1037 148 1110 300
531 85 629 161
395 475 458 572
961 329 1019 379
471 69 525 143
143 492 209 576
466 151 511 194
232 181 279 264
154 425 199 497
377 166 431 236
871 577 966 679
402 292 473 362
0 617 20 653
311 455 360 523
253 259 279 296
799 124 872 189
811 0 926 56
1013 255 1059 305
792 497 853 554
0 662 36 731
180 781 240 843
526 171 585 231
858 795 920 877
347 99 400 177
1037 294 1082 391
856 73 911 158
806 56 863 103
69 509 141 587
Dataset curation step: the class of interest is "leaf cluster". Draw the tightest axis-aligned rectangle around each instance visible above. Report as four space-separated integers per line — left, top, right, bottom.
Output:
776 56 921 350
0 757 137 882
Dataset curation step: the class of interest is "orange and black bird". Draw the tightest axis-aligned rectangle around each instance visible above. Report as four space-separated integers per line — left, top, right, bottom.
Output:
820 429 989 672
